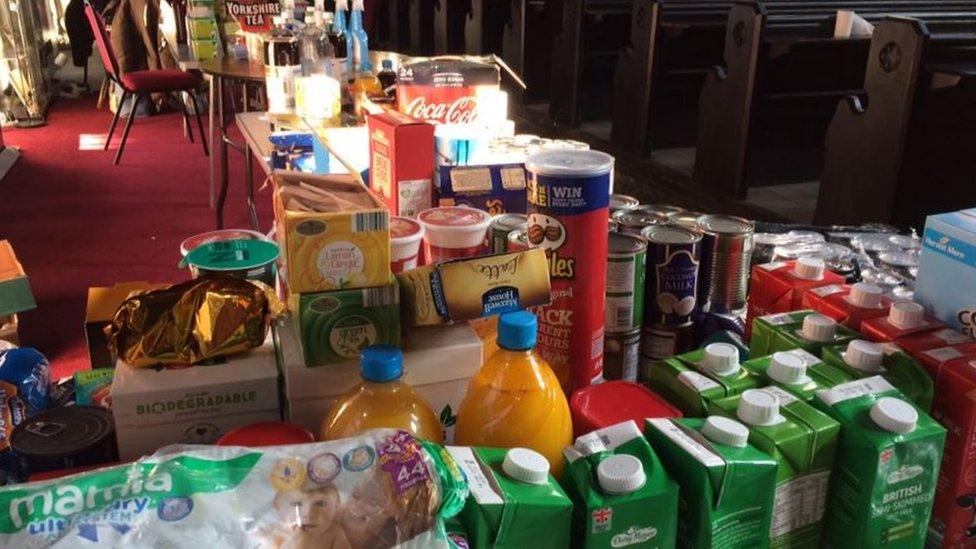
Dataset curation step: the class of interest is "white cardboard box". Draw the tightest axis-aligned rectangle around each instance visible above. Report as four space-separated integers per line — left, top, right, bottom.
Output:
111 337 282 460
275 315 483 442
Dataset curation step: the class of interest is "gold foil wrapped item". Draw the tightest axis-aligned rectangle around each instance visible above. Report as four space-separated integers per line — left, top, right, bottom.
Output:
107 277 283 367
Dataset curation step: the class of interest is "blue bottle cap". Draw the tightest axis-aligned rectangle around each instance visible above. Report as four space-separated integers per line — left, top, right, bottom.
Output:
360 345 403 382
382 59 393 69
497 311 537 351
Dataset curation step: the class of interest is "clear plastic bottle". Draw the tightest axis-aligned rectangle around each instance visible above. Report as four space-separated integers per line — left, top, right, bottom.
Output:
455 311 574 475
321 346 444 443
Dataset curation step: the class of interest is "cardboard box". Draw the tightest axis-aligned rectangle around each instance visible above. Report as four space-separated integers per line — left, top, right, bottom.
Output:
436 163 528 215
0 240 35 318
916 209 976 338
367 111 435 217
111 336 281 460
276 315 482 442
86 282 170 369
272 170 391 294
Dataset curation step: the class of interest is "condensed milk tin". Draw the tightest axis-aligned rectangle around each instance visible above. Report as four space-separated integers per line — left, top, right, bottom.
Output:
526 149 614 393
641 225 702 327
696 214 755 315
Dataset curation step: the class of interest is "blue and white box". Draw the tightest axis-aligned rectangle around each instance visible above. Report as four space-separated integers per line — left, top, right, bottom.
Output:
915 208 976 338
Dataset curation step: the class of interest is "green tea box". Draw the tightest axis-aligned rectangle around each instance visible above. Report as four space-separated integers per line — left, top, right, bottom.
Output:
742 349 847 401
750 310 858 359
814 376 946 548
561 420 678 548
821 339 934 411
646 416 778 548
646 342 764 416
447 446 572 548
709 387 840 548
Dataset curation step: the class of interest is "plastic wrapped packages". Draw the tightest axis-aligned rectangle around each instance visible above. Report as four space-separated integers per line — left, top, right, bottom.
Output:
0 429 468 548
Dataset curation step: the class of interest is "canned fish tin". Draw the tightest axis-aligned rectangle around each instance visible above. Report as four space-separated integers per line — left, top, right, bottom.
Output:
640 323 696 365
613 209 668 236
526 149 614 392
489 213 528 254
696 214 755 315
609 194 640 216
603 329 641 382
642 225 702 326
507 228 530 252
605 232 647 333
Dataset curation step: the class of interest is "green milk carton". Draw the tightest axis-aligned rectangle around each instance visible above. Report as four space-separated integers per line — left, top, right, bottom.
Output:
709 387 840 548
814 376 946 548
646 416 778 548
447 446 572 548
821 339 934 411
647 342 764 416
561 420 678 548
750 310 858 359
742 349 848 401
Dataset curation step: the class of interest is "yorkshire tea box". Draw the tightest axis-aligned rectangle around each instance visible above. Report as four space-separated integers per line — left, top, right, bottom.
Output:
276 315 482 442
111 335 281 460
272 170 391 294
646 416 778 548
814 377 945 548
292 282 400 367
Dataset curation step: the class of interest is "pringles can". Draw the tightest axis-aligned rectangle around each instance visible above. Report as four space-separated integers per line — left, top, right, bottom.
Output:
605 232 647 333
526 149 613 393
696 214 755 315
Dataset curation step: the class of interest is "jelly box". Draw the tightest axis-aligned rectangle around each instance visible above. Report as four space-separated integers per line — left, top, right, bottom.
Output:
916 209 976 338
367 111 435 217
436 163 528 215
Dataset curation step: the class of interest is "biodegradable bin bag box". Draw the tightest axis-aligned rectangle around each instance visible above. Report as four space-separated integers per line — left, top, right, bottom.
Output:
111 336 281 460
646 416 778 549
814 376 945 548
275 315 482 442
561 420 679 548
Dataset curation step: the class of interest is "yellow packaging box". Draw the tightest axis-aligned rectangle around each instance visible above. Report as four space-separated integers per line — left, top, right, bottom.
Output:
273 171 391 294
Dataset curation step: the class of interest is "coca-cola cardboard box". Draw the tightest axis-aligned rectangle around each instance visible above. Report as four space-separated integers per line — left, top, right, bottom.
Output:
367 111 435 218
397 56 500 125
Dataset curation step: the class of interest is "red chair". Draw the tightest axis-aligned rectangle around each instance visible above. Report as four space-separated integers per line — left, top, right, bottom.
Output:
84 1 208 164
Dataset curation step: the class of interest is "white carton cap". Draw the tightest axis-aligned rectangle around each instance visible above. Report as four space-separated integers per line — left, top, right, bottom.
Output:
737 389 783 426
701 416 750 448
793 256 826 280
848 282 884 309
870 397 918 434
843 340 885 372
889 301 925 330
597 454 647 495
502 448 550 485
768 352 811 385
703 343 741 376
802 314 837 342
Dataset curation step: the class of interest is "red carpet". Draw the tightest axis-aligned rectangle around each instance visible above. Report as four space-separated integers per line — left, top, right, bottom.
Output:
0 97 273 379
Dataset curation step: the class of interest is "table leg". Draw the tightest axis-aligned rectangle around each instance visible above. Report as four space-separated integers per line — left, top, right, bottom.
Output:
208 75 217 208
215 76 230 230
245 146 259 231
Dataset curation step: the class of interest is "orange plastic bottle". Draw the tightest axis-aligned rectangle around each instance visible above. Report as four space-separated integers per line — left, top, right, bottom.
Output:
320 345 444 443
455 310 573 475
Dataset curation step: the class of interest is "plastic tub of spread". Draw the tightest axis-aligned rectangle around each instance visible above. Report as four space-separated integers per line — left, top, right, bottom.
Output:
417 206 492 263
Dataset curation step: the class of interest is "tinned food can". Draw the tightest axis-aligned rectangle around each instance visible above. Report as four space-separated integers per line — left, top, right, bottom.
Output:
642 225 702 326
609 194 640 216
11 406 118 477
613 208 668 236
526 149 614 393
603 329 641 382
696 214 755 315
666 210 705 232
640 323 697 369
507 228 530 252
489 213 528 254
605 232 647 333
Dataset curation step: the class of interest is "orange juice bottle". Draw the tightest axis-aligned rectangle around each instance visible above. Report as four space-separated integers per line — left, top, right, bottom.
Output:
320 345 444 443
455 311 573 475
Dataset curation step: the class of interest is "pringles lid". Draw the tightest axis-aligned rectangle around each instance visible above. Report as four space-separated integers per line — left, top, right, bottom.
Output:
525 149 614 177
597 454 646 495
801 314 837 342
843 340 885 373
702 343 741 377
768 352 811 385
502 448 550 485
701 416 750 448
870 397 918 434
737 389 784 426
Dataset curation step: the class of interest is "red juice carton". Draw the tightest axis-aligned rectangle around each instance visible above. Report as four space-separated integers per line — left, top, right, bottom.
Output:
746 257 844 339
801 282 891 330
861 300 945 343
913 343 976 378
367 111 435 217
896 327 973 362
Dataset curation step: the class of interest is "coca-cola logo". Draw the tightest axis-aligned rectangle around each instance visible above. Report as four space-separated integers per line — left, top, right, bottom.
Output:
404 96 479 124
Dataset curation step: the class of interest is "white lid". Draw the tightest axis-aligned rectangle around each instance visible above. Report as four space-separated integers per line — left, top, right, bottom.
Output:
768 352 811 385
701 416 750 448
869 397 918 434
702 343 740 376
596 454 647 495
888 301 925 330
792 256 826 280
843 340 885 372
848 282 884 309
525 150 614 177
502 448 550 485
737 389 783 426
801 314 837 342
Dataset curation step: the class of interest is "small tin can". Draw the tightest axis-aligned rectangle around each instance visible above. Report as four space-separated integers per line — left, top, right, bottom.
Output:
609 194 640 216
605 232 648 333
11 406 118 477
609 220 620 232
489 213 528 254
640 204 685 217
696 214 755 315
642 225 703 326
666 210 705 232
507 228 530 252
603 329 641 382
640 323 696 364
613 209 669 236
